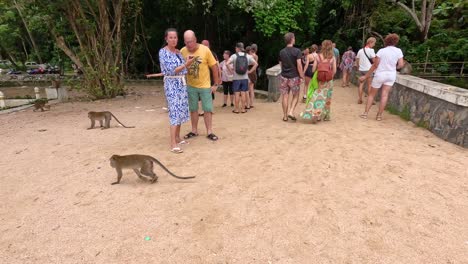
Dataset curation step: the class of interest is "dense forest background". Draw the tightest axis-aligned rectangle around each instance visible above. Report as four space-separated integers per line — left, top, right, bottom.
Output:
0 0 466 97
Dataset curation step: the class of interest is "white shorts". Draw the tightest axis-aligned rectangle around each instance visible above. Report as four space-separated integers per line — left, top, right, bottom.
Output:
371 71 396 88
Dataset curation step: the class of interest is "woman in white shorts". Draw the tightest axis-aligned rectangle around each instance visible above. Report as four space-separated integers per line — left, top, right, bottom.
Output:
359 33 405 121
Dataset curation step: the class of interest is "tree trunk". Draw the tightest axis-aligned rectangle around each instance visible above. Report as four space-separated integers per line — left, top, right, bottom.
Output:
13 0 42 63
391 0 436 41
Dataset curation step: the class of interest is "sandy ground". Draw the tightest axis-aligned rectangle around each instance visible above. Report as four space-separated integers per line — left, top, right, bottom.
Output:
0 81 467 263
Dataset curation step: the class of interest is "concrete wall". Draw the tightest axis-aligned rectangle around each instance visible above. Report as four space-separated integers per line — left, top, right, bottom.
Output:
389 75 468 148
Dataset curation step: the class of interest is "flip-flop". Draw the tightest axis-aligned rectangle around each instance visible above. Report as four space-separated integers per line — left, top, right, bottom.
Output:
240 111 246 113
282 117 288 122
170 147 183 154
207 133 218 141
376 115 382 121
183 132 198 139
288 115 297 121
178 140 189 145
359 113 368 119
232 110 239 114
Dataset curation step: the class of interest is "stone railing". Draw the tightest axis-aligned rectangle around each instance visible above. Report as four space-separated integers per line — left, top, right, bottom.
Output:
388 74 467 148
266 64 468 147
266 64 282 102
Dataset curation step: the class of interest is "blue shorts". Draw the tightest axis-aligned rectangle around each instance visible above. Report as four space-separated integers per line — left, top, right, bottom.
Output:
232 79 249 92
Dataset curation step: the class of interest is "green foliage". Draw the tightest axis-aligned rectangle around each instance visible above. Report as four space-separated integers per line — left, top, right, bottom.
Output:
14 94 32 99
252 0 302 37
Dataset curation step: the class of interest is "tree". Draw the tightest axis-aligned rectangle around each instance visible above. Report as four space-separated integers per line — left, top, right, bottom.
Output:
390 0 436 41
37 0 141 98
13 0 43 63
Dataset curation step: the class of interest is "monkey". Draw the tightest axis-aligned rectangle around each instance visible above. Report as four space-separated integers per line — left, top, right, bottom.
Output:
399 60 412 75
87 111 135 129
33 99 50 112
109 154 195 185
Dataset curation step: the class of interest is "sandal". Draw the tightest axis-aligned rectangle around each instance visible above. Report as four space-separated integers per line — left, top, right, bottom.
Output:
232 110 239 114
358 99 363 104
287 115 297 121
376 114 382 121
183 132 198 139
240 111 246 113
170 147 183 154
282 117 288 122
178 140 189 145
359 113 368 119
207 133 218 141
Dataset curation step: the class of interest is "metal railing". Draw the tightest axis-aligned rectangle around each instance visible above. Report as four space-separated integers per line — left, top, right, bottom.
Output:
410 61 465 79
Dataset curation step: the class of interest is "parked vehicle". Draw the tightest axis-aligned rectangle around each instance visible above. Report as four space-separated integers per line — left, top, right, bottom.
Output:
25 61 40 69
7 68 22 75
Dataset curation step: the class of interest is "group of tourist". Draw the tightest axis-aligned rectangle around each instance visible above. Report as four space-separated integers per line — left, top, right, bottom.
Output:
284 33 404 123
147 29 261 153
148 28 404 153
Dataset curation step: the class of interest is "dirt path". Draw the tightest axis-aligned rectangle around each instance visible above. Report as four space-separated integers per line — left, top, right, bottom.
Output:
1 82 467 263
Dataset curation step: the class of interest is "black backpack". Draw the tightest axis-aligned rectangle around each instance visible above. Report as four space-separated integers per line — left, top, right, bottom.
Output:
235 52 248 74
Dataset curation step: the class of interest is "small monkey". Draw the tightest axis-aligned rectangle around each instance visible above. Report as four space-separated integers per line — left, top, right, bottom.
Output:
109 154 195 185
87 111 135 129
33 100 50 112
399 60 412 75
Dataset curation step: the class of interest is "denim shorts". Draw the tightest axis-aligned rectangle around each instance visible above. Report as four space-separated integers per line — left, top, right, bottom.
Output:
232 79 249 92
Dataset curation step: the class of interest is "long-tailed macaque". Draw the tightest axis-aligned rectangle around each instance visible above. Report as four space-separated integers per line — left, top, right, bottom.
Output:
87 111 135 129
109 154 195 185
399 60 412 75
33 99 50 112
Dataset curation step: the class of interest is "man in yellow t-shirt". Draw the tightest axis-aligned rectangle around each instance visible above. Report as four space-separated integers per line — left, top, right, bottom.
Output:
180 30 220 141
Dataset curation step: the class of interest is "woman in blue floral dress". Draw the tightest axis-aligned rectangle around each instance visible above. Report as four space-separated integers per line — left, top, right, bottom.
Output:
147 28 194 153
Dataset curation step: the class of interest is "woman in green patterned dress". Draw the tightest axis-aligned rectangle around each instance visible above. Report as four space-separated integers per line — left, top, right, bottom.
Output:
302 40 337 123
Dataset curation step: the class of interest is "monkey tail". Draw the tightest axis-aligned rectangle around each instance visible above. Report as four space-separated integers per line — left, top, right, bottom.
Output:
149 157 195 179
110 113 135 128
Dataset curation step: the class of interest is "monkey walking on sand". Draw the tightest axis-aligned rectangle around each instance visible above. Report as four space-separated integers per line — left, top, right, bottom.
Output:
87 111 135 129
33 99 51 112
109 154 195 185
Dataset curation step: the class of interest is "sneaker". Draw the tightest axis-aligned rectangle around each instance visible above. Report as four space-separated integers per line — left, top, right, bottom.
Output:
222 104 227 107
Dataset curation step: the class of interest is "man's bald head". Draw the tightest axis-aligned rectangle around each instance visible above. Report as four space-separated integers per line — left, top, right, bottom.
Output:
184 30 198 51
201 40 210 47
184 30 196 41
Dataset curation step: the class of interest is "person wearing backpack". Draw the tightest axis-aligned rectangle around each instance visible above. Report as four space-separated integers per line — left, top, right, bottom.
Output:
227 42 258 114
307 39 337 123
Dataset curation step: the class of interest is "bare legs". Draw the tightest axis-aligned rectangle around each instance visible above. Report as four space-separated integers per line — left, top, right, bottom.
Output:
190 111 200 133
248 81 255 107
169 124 182 149
190 110 213 135
282 92 289 120
223 93 233 106
362 84 392 120
342 70 350 86
282 91 299 120
303 76 311 101
240 92 247 112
